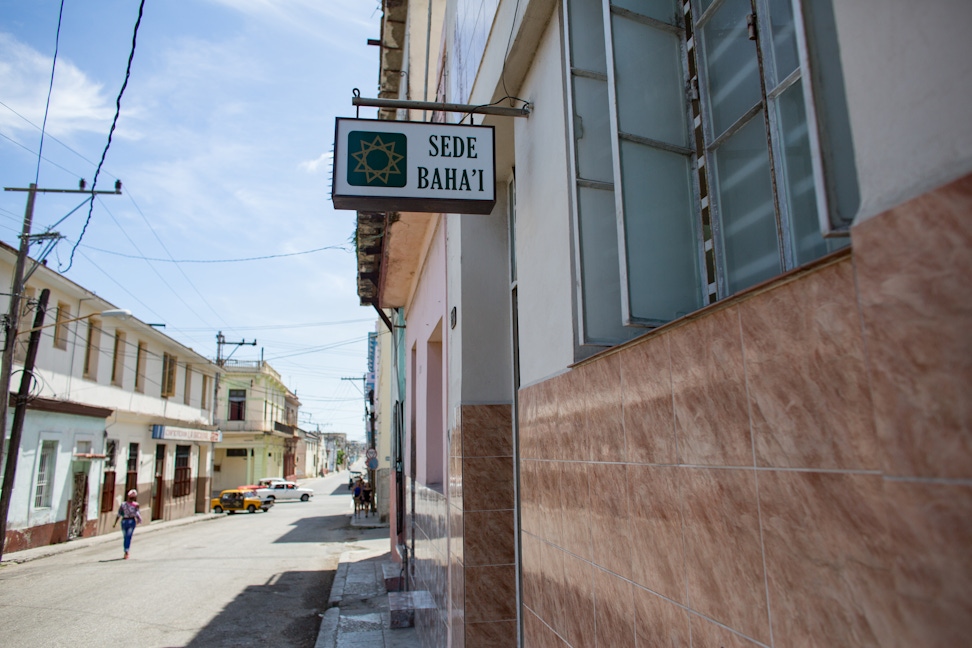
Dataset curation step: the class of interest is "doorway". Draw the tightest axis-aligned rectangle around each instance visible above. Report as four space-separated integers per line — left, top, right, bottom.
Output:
152 444 166 520
67 470 88 540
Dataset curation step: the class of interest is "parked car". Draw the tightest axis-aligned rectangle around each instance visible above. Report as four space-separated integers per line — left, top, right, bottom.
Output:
211 489 273 514
238 477 287 491
255 481 314 502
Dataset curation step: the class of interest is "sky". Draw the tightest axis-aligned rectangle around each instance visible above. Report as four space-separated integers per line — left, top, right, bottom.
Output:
0 0 383 441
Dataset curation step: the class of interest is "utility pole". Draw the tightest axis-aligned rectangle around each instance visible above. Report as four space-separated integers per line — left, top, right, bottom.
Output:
215 331 256 367
0 288 49 560
0 181 121 474
341 374 374 448
212 332 257 458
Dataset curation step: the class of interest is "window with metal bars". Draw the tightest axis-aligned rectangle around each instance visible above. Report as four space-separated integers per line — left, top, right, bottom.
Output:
565 0 857 338
173 445 191 498
34 440 57 509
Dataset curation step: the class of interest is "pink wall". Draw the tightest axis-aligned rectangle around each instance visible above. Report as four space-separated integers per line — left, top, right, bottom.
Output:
405 217 449 491
519 173 972 647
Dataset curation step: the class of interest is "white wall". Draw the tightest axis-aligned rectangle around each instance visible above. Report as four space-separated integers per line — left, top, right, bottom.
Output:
450 196 514 410
835 0 972 221
511 11 576 387
5 411 103 532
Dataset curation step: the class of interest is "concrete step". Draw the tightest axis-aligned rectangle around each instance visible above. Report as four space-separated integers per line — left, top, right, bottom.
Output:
382 561 404 592
388 590 436 629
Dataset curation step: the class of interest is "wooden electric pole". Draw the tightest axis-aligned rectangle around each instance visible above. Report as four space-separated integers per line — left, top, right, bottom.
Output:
0 181 121 476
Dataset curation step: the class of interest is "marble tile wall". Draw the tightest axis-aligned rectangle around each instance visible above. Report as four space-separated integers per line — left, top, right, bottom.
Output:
520 174 972 647
412 403 516 647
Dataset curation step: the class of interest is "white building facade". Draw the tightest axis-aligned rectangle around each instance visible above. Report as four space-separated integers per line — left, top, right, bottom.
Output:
0 242 218 552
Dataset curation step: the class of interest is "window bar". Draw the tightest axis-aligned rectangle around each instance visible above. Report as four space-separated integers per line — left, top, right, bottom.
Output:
685 0 718 303
749 0 789 273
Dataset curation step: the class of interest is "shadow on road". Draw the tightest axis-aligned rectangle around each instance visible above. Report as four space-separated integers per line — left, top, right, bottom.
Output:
185 569 335 648
328 480 355 497
273 514 351 544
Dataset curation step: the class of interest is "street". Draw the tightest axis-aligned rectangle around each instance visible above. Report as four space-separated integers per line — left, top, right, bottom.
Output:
0 471 382 648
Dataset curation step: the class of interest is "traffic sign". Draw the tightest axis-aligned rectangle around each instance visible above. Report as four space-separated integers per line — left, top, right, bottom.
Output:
367 458 379 470
366 448 377 460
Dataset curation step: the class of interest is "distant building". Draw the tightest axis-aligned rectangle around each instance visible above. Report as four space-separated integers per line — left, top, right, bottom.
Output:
0 242 218 553
212 359 299 491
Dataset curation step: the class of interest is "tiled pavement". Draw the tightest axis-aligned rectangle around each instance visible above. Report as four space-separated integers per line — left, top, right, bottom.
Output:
315 525 420 648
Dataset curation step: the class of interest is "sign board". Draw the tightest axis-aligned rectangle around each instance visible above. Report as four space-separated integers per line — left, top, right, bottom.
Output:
150 424 221 443
332 118 496 214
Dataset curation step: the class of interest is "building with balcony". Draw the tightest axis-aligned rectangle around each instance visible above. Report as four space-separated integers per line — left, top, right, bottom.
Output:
212 359 300 491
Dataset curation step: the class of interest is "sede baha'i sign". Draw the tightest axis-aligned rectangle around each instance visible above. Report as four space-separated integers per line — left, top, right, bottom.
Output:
332 118 496 214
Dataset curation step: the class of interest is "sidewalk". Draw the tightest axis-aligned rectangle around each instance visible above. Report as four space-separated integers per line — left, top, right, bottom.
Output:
315 515 420 648
0 512 221 565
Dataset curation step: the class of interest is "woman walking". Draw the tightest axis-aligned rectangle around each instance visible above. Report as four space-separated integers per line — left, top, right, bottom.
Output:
113 489 142 559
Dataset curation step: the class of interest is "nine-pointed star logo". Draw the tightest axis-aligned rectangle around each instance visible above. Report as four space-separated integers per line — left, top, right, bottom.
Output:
347 131 408 187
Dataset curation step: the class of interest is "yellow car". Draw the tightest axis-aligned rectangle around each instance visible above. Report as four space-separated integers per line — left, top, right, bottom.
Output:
211 489 273 514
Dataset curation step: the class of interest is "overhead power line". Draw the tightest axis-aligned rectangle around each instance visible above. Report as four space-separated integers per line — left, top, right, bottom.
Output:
35 0 66 185
0 100 120 180
63 0 147 273
81 243 349 263
0 129 80 178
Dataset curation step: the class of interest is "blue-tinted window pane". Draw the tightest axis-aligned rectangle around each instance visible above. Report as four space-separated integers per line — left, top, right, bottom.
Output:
611 0 678 24
578 186 633 341
620 141 701 322
766 0 799 87
568 0 607 73
573 76 614 183
700 0 761 136
713 115 781 294
775 81 845 264
613 14 688 147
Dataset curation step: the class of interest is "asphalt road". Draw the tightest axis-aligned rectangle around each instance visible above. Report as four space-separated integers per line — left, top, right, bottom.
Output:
0 471 385 648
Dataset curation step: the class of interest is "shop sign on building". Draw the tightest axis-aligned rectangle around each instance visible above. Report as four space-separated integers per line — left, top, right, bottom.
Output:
151 424 221 443
332 118 496 214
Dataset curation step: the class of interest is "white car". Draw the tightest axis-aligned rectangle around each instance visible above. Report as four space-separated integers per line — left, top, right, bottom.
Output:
255 481 314 502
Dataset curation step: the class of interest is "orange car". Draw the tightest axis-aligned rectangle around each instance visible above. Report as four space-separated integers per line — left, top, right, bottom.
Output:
211 489 273 514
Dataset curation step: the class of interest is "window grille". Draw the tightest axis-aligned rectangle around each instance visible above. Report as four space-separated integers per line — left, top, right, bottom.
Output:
34 440 57 508
173 445 191 497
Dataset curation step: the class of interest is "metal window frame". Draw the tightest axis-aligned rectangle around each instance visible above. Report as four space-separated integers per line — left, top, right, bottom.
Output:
693 0 839 297
563 0 632 350
605 0 701 327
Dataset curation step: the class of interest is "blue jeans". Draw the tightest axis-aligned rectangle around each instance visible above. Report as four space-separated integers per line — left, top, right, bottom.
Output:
121 518 136 552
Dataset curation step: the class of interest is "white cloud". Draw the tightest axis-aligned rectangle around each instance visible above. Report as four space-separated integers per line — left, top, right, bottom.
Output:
299 151 333 174
206 0 379 34
0 33 115 138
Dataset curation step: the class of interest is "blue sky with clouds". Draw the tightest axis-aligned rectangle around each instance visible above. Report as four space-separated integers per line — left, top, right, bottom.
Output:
0 0 383 439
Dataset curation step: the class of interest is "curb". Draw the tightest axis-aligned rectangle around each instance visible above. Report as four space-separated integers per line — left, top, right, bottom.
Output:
1 512 222 565
317 552 353 648
314 608 340 648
